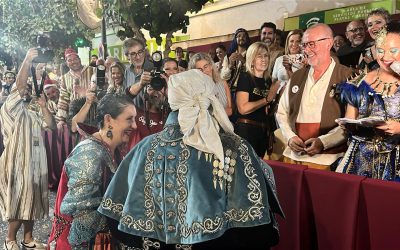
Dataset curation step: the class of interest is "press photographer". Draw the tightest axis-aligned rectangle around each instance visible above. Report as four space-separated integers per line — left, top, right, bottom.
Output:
126 51 173 107
148 51 166 91
126 54 179 149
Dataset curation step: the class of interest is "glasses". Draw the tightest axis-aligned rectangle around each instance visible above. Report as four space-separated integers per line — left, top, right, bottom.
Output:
128 49 145 58
300 38 330 49
196 63 211 72
346 27 364 33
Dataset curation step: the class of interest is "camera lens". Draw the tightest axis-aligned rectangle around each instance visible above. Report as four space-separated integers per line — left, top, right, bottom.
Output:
150 76 165 91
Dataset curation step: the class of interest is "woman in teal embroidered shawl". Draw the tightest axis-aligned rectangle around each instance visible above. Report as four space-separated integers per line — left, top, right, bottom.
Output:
48 94 137 249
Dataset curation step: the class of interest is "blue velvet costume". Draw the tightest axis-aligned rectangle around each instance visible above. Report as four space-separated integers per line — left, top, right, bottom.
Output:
98 111 283 246
337 80 400 181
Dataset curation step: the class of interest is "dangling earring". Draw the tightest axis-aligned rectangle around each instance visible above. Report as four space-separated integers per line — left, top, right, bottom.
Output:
106 125 113 139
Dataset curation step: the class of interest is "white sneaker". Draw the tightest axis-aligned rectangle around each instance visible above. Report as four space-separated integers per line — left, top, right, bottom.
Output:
3 241 20 250
20 239 46 250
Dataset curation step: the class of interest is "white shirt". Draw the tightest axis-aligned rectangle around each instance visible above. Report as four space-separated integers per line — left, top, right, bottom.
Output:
220 50 246 81
276 58 346 165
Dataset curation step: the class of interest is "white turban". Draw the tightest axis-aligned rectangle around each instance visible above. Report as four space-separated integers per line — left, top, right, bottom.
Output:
168 69 234 165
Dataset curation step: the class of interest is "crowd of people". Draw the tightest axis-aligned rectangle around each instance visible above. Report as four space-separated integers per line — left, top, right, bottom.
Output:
0 6 399 250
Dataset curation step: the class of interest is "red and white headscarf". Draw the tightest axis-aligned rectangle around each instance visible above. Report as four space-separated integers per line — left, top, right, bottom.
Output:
43 79 58 90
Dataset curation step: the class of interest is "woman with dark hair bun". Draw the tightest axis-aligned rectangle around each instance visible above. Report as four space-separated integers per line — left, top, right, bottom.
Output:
48 94 137 249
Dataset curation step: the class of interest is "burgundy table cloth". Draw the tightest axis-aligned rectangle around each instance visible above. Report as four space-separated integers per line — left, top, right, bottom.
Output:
304 168 366 250
266 160 314 250
362 178 400 250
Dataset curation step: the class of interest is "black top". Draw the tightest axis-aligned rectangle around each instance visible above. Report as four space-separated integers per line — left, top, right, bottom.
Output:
337 41 369 68
236 71 270 122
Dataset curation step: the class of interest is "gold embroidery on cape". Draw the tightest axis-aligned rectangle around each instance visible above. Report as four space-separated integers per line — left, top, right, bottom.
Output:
181 217 224 238
101 198 123 215
120 214 155 232
144 136 158 219
177 142 190 225
225 140 264 221
100 133 268 238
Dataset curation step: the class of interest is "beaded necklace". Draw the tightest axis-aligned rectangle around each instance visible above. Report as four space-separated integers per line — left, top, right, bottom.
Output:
370 68 400 97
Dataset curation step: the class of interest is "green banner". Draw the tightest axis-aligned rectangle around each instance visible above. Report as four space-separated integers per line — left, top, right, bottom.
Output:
284 0 394 31
284 16 300 30
325 0 393 24
299 11 325 29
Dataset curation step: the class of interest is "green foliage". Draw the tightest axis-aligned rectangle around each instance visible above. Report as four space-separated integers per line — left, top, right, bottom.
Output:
105 0 212 45
0 0 95 60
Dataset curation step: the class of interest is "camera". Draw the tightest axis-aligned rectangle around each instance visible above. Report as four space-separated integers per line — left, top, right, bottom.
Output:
285 54 306 65
96 65 106 90
95 64 107 99
33 32 55 63
149 51 166 91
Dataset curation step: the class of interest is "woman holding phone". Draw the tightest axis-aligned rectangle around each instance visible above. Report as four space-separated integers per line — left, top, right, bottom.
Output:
271 29 305 95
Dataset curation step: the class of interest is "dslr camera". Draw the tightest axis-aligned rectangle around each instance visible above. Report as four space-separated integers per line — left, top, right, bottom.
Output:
149 51 166 91
96 64 106 90
95 64 107 99
33 32 55 63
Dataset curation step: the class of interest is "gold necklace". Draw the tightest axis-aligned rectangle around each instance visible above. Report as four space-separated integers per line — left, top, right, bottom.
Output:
370 68 400 97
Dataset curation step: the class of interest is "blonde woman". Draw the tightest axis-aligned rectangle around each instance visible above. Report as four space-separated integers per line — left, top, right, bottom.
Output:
189 52 233 116
107 61 126 95
235 42 275 157
271 29 304 94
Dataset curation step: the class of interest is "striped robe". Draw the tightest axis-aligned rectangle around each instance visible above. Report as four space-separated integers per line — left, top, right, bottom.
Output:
56 66 94 123
0 87 48 220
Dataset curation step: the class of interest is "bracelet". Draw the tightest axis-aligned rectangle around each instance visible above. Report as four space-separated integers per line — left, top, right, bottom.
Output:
265 97 274 105
125 87 135 99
